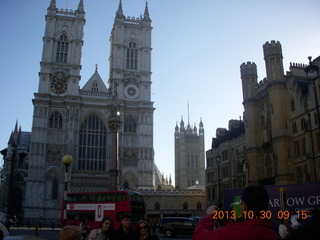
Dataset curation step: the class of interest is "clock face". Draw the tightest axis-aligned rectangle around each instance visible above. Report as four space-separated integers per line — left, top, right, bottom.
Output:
51 72 68 94
124 85 139 99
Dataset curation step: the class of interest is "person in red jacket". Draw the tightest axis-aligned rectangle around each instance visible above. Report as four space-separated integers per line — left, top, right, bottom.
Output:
192 184 280 240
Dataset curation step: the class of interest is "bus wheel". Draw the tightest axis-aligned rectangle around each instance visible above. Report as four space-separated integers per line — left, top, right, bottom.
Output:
165 230 172 237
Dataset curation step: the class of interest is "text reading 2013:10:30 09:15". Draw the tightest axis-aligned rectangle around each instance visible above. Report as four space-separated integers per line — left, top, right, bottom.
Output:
212 210 308 220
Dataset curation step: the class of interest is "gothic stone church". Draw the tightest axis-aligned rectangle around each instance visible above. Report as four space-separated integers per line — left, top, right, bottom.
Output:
4 0 159 221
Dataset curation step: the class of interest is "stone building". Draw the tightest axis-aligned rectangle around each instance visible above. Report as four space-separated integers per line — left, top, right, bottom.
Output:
1 0 160 223
206 40 320 207
141 188 206 224
175 117 205 190
205 120 246 207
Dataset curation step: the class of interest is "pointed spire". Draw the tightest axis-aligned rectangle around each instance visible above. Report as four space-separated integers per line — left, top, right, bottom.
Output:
95 64 98 73
77 0 84 13
14 120 18 133
143 1 151 22
49 0 56 10
116 0 125 19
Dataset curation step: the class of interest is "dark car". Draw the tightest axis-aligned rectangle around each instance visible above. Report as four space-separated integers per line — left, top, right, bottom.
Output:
159 217 198 237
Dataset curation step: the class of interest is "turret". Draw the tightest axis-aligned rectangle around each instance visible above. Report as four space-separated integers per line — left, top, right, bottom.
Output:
47 0 57 15
115 0 125 22
199 118 204 135
240 62 258 102
143 1 151 23
77 0 85 14
263 40 284 81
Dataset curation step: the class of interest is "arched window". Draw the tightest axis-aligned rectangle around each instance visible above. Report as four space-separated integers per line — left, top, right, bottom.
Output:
78 113 107 171
183 202 188 210
49 111 63 130
56 33 69 63
124 115 136 133
126 41 138 70
197 202 202 210
52 178 58 199
155 202 160 210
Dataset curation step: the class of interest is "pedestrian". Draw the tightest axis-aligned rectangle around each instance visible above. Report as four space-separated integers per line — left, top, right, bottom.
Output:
192 184 280 240
279 218 292 238
110 213 138 240
136 220 159 240
0 222 9 238
88 217 114 240
80 219 89 240
28 218 32 228
60 225 82 240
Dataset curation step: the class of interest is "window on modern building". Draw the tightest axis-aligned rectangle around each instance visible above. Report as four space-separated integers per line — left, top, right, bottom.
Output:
301 138 306 156
301 118 306 131
49 111 63 130
126 41 138 70
292 122 297 134
56 33 69 63
78 113 107 171
293 141 300 158
296 167 302 183
124 115 137 133
291 98 295 111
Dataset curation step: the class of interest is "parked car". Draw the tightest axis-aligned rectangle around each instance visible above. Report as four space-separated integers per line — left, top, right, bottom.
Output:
159 217 198 237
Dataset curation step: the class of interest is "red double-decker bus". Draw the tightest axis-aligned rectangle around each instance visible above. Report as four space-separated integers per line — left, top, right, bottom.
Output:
61 190 145 231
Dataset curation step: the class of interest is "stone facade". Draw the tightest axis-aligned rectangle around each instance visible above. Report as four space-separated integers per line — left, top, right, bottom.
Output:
1 0 159 223
141 189 206 224
175 118 205 190
206 40 320 207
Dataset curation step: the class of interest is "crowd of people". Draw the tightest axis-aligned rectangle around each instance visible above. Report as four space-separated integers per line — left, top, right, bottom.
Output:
2 184 317 240
61 213 159 240
192 184 320 240
59 184 318 240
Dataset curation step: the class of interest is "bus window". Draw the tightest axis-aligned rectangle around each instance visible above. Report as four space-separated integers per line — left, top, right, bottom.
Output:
67 211 95 222
116 193 126 201
88 194 96 202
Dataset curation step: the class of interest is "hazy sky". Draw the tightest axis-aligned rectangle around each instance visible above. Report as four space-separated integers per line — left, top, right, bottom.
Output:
0 0 319 185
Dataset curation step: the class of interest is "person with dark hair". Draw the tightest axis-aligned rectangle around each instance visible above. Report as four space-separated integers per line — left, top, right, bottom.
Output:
60 225 82 240
136 220 159 240
88 217 114 240
192 184 280 240
110 213 138 240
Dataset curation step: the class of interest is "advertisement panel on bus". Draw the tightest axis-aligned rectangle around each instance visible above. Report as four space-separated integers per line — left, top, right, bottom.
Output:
223 182 320 224
62 190 145 231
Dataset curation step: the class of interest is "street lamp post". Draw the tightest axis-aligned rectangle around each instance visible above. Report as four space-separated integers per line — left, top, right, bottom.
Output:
304 56 319 181
215 155 221 208
62 154 73 226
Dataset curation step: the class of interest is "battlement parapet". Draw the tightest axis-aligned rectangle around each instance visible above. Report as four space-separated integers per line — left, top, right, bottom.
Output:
263 40 282 57
55 8 78 18
290 62 308 69
256 77 268 90
137 188 205 195
240 62 257 77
